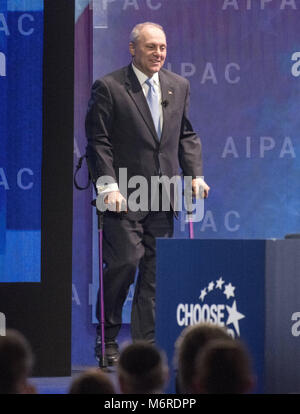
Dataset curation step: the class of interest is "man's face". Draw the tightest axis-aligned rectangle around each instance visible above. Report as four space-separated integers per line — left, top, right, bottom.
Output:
129 25 167 78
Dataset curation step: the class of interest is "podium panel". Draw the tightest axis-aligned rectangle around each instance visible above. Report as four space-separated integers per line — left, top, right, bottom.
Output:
265 239 300 393
156 239 266 393
156 238 300 394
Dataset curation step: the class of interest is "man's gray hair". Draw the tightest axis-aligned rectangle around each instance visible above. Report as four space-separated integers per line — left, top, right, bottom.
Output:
129 22 165 44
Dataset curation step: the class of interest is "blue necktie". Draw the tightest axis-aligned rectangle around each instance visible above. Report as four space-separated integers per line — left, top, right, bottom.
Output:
145 78 161 139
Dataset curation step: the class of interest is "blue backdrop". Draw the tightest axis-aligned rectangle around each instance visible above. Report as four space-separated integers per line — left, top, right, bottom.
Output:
0 0 43 282
72 0 300 367
90 0 300 240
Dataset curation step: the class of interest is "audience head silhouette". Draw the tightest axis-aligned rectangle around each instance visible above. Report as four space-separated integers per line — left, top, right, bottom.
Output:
194 338 254 394
69 368 115 394
0 329 35 394
175 322 232 393
117 341 168 394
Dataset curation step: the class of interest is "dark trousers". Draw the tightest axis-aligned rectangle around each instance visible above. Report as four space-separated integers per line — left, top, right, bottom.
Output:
96 210 174 343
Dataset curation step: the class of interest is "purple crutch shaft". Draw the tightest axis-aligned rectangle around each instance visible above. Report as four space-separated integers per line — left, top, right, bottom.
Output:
98 226 105 360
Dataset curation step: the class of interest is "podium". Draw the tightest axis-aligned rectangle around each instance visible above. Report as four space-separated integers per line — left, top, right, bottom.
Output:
155 239 300 394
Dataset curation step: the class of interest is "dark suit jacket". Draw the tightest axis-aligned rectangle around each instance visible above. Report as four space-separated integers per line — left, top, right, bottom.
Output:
85 64 203 219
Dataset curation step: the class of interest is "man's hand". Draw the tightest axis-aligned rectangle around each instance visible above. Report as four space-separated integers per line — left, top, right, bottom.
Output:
104 191 127 213
192 177 210 199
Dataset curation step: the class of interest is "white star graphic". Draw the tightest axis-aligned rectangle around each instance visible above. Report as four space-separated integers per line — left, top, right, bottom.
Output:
216 277 225 290
199 288 207 302
223 282 235 300
208 281 214 292
226 300 245 336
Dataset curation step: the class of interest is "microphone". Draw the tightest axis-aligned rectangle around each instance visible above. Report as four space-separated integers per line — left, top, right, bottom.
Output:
162 100 169 108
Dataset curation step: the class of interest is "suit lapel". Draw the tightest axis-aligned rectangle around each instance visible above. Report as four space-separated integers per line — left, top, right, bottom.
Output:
124 65 159 143
159 70 175 143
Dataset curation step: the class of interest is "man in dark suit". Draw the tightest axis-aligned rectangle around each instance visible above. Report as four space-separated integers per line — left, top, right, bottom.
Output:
85 22 209 365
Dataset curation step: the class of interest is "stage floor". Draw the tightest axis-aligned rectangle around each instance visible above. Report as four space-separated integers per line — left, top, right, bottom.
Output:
30 365 120 394
30 324 131 394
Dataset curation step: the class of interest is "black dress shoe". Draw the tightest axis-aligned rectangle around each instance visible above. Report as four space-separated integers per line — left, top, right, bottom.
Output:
95 336 119 366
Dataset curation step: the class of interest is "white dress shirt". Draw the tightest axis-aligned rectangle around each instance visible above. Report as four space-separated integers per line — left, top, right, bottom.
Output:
131 63 164 133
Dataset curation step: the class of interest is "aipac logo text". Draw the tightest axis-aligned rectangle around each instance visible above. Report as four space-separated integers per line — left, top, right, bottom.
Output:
0 52 6 77
176 276 245 338
0 12 35 36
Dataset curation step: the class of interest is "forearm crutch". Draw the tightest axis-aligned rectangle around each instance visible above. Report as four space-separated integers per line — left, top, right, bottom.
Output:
92 200 108 368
